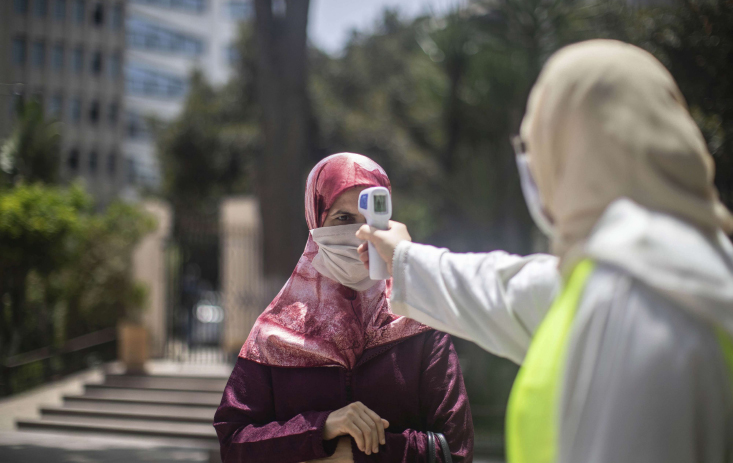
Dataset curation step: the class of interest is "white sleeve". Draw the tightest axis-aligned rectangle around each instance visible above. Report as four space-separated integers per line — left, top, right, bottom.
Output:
390 241 560 364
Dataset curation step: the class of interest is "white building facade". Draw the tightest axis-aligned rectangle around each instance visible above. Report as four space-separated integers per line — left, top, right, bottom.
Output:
123 0 251 189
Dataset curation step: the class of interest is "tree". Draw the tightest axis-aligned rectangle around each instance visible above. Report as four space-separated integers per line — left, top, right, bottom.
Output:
0 184 85 358
0 100 60 187
0 183 154 361
625 0 733 209
253 0 312 282
156 70 251 209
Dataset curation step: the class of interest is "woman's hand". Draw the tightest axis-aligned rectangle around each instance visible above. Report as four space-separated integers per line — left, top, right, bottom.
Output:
356 221 411 275
323 402 389 455
307 437 354 463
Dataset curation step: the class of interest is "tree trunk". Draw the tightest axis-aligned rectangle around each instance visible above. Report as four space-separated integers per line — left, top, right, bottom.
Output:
442 53 465 174
253 0 311 282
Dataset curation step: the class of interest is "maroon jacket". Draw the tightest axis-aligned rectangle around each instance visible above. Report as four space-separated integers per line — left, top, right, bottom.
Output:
214 330 473 463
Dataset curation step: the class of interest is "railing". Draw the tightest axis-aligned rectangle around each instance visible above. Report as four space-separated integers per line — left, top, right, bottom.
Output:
0 328 117 398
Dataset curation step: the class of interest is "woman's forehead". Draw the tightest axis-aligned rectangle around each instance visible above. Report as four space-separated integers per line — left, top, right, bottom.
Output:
329 187 364 211
305 152 390 229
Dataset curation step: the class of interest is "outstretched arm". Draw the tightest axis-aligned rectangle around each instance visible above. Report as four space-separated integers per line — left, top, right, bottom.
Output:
357 222 560 364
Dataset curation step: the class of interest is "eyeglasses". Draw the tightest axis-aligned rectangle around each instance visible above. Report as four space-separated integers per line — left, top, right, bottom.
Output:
511 135 526 158
511 135 555 235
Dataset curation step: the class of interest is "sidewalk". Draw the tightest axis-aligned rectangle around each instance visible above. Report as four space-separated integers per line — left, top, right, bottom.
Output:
0 365 105 432
0 360 233 432
0 361 502 462
0 430 213 463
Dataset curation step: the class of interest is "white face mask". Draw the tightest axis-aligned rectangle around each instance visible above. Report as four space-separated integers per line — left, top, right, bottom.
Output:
310 223 378 292
513 136 555 237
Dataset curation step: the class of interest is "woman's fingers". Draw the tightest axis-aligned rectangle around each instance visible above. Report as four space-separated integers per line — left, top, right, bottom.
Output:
351 415 374 454
357 409 380 453
327 402 388 455
355 221 412 275
345 421 365 453
357 242 368 255
355 414 373 454
361 406 386 446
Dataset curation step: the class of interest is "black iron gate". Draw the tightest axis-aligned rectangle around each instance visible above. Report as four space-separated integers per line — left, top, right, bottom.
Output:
164 209 228 364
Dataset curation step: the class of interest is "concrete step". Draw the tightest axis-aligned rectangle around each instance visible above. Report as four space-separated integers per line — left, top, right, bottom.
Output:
50 399 216 418
83 384 222 405
40 406 215 424
64 394 220 408
16 417 218 442
103 373 228 392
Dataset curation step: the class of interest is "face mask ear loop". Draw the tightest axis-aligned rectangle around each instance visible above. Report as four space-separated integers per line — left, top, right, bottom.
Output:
513 136 555 237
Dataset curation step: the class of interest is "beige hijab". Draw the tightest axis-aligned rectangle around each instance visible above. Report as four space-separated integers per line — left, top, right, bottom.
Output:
520 39 733 271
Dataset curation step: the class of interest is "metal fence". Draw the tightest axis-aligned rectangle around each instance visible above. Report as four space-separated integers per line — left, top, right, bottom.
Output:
162 201 268 364
0 328 117 398
163 209 226 364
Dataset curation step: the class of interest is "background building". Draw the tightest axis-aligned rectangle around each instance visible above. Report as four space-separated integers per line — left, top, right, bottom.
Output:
1 0 127 205
124 0 250 189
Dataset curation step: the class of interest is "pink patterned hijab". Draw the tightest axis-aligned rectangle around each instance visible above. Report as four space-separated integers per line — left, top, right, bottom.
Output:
240 153 430 369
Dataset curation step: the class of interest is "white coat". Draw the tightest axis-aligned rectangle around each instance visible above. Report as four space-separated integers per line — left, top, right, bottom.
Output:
390 199 733 463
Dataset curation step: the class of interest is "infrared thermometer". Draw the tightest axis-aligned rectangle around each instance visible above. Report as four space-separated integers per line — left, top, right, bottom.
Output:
358 186 392 280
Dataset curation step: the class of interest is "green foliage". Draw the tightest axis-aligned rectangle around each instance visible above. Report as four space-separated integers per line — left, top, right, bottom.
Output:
604 0 733 205
0 100 61 187
0 183 155 359
156 69 256 211
309 3 603 252
155 0 733 436
0 183 88 271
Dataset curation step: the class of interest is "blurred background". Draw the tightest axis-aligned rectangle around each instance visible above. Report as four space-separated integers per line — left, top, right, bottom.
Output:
0 0 732 461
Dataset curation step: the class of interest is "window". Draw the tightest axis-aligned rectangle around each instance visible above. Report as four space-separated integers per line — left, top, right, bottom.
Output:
107 151 117 175
108 102 118 125
92 2 103 26
88 100 100 124
126 111 150 139
224 44 239 65
14 0 28 14
125 158 136 184
111 2 123 29
125 63 187 99
70 97 81 123
88 150 98 173
48 94 63 118
73 0 85 23
91 51 103 75
108 52 121 79
52 43 64 70
35 0 48 17
54 0 66 20
72 46 83 73
225 1 251 20
127 15 205 56
12 38 27 66
129 0 206 14
32 41 45 69
67 149 79 170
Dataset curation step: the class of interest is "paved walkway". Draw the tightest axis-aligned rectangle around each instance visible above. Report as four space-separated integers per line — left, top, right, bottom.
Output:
0 431 501 463
0 361 503 462
0 430 214 463
0 361 234 432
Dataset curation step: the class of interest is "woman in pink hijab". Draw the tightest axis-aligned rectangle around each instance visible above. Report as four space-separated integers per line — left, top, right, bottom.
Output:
214 153 473 463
